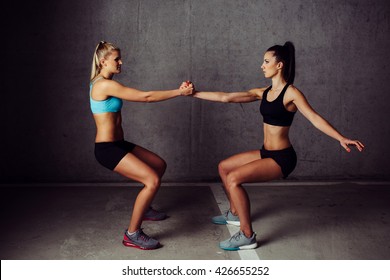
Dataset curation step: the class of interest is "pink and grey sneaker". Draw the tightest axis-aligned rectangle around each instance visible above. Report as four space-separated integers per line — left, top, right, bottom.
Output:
122 229 160 250
142 207 167 221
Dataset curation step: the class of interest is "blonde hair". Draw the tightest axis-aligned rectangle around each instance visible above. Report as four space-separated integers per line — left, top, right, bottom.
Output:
90 41 120 81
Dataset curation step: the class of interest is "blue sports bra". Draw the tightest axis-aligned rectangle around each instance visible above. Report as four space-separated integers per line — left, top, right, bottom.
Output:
89 77 123 114
260 83 296 126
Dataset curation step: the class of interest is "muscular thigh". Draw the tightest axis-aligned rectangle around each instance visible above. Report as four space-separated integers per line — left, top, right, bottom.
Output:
220 150 261 174
114 152 158 184
131 145 166 173
229 158 283 184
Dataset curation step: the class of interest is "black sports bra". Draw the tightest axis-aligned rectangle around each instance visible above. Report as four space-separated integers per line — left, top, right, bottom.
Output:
260 83 296 127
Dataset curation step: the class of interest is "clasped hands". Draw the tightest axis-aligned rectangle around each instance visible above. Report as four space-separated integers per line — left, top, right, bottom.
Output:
179 81 195 96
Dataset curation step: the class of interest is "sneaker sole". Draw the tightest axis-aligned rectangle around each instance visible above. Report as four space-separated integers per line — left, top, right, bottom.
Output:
226 221 240 226
122 240 160 250
239 242 258 250
220 242 258 251
212 220 240 226
212 220 228 225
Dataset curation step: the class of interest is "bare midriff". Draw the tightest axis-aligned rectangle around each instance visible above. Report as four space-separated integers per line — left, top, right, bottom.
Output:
93 112 124 143
262 123 292 150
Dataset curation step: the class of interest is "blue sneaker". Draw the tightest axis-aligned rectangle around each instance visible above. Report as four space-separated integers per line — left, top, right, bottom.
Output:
122 229 160 250
219 230 257 251
212 210 240 226
143 207 167 221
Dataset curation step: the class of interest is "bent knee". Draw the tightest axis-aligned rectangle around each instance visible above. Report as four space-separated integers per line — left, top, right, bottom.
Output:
225 171 242 189
143 174 161 191
218 160 229 176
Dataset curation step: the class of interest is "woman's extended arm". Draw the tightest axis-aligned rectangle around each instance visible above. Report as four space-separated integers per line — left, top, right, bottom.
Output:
93 79 193 102
291 86 364 152
192 88 262 103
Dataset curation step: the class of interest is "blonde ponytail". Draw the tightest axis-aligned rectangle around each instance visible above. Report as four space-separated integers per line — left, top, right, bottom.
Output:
90 41 120 81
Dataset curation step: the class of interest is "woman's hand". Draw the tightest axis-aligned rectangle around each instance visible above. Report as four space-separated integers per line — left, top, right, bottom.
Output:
179 81 194 96
340 138 365 152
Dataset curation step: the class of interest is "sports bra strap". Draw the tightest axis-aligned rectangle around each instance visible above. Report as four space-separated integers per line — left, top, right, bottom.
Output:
91 76 105 85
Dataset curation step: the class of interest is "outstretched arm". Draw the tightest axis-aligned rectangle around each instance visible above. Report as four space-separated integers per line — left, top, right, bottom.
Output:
184 81 262 103
93 79 193 103
193 90 259 103
291 86 364 152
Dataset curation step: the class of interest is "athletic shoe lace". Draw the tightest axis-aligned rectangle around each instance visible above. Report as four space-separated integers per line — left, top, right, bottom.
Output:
230 231 243 241
138 229 151 242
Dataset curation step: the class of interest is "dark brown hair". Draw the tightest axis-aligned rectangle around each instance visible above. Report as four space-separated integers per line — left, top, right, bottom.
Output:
267 41 295 84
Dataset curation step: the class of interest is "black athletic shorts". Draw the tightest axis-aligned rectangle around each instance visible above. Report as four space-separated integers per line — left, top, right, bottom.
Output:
260 145 297 178
94 140 136 170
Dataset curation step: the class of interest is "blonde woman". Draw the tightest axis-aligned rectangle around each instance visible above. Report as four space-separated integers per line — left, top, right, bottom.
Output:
90 41 193 250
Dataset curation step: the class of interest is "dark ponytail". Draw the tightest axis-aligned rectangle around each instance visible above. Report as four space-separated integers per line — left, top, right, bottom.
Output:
267 41 295 84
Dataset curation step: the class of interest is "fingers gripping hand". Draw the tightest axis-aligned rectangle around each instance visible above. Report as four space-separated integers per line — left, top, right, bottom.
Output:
179 80 194 96
179 81 188 89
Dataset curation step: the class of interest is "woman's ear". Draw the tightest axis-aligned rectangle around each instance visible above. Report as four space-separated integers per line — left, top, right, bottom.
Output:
277 61 284 70
100 58 106 68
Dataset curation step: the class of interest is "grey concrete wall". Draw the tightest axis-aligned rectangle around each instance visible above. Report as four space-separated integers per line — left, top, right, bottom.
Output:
2 0 390 182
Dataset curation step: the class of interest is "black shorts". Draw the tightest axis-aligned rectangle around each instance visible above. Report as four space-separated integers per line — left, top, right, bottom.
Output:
260 145 297 178
94 140 136 170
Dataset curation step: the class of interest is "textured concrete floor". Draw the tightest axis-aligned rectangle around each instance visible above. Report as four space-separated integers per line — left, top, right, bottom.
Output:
0 182 389 260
